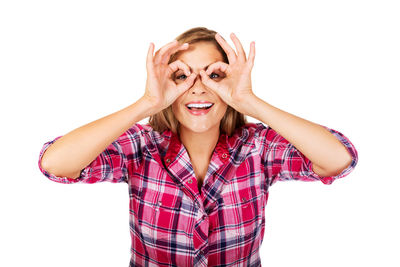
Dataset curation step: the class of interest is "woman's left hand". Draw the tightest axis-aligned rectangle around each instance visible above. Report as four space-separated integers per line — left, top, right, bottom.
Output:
199 32 256 115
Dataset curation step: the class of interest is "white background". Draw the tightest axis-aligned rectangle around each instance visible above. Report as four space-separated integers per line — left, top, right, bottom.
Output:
1 0 399 266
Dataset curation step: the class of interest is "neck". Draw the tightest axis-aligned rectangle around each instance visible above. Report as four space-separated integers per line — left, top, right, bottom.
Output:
178 124 220 160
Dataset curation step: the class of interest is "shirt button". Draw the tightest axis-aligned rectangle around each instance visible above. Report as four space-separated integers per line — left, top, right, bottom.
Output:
187 178 193 184
166 158 171 163
242 197 247 202
221 153 227 158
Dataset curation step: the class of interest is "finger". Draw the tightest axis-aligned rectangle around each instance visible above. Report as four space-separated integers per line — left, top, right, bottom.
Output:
146 42 155 72
247 41 256 68
215 33 237 64
153 40 177 58
154 40 179 65
167 60 191 77
160 43 189 65
205 61 229 76
177 72 197 94
230 33 246 62
199 69 219 92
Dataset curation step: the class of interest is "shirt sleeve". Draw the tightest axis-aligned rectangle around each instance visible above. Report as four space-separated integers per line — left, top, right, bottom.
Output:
254 122 358 186
38 123 146 184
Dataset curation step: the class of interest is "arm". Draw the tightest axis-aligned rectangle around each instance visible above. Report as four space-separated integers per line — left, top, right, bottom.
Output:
40 40 196 181
244 95 353 177
40 97 156 179
198 32 357 182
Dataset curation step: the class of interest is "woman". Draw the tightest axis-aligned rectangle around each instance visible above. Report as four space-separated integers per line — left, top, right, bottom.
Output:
38 27 358 266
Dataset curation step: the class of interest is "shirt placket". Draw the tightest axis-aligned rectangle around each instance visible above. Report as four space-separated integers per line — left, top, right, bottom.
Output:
163 131 233 262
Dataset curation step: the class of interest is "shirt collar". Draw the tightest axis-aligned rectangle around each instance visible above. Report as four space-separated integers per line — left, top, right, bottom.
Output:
164 129 231 165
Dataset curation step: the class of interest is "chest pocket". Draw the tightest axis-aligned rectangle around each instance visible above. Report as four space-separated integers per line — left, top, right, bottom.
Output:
132 184 194 251
217 179 263 260
237 185 263 257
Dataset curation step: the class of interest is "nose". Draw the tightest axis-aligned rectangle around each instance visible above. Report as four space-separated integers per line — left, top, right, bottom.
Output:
188 73 208 94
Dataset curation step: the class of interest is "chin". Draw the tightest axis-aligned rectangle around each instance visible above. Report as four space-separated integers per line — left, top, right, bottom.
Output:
179 120 220 133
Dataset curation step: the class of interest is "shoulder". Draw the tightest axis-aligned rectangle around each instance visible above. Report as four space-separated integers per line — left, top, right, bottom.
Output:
124 122 164 136
123 122 170 147
226 122 262 150
243 122 290 147
129 122 153 133
234 122 267 139
115 123 156 144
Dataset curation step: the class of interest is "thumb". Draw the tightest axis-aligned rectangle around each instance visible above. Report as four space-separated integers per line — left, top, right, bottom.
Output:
199 70 218 92
176 72 197 95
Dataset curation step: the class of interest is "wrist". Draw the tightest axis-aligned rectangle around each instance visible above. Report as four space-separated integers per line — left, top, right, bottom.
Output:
139 95 161 111
235 93 260 118
132 97 159 118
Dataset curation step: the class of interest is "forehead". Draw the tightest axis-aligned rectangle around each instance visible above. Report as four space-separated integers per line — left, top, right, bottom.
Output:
174 41 223 69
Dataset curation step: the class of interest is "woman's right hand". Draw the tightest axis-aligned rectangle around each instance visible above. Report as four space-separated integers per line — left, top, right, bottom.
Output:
142 40 197 114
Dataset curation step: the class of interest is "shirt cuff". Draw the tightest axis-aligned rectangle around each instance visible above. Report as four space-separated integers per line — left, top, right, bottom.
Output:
306 125 359 185
38 136 90 184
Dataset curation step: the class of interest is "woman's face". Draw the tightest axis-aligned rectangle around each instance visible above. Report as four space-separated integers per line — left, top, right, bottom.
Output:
171 41 228 134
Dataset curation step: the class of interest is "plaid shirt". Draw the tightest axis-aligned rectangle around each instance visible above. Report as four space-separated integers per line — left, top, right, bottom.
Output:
38 122 358 266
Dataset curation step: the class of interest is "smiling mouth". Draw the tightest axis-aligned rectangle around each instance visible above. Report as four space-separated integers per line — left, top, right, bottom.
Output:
186 104 214 111
185 103 214 116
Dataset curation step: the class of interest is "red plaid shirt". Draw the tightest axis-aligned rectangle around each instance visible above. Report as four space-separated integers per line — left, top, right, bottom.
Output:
38 122 358 266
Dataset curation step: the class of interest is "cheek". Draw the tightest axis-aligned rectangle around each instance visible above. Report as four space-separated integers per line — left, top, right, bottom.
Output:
216 104 228 117
171 102 183 118
172 94 185 110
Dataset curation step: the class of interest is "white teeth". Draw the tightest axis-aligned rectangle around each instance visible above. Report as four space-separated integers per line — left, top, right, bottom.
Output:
186 103 213 108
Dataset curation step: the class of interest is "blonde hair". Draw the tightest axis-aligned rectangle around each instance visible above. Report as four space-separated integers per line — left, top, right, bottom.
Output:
148 27 248 136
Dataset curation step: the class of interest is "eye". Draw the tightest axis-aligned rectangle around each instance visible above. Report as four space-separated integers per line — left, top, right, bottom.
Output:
175 74 187 80
209 72 220 79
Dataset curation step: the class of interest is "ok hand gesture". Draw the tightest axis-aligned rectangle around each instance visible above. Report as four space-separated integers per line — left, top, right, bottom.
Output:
199 33 256 115
143 40 197 113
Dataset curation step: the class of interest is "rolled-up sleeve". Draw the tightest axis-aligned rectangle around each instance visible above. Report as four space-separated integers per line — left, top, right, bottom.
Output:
38 123 146 184
254 122 358 186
